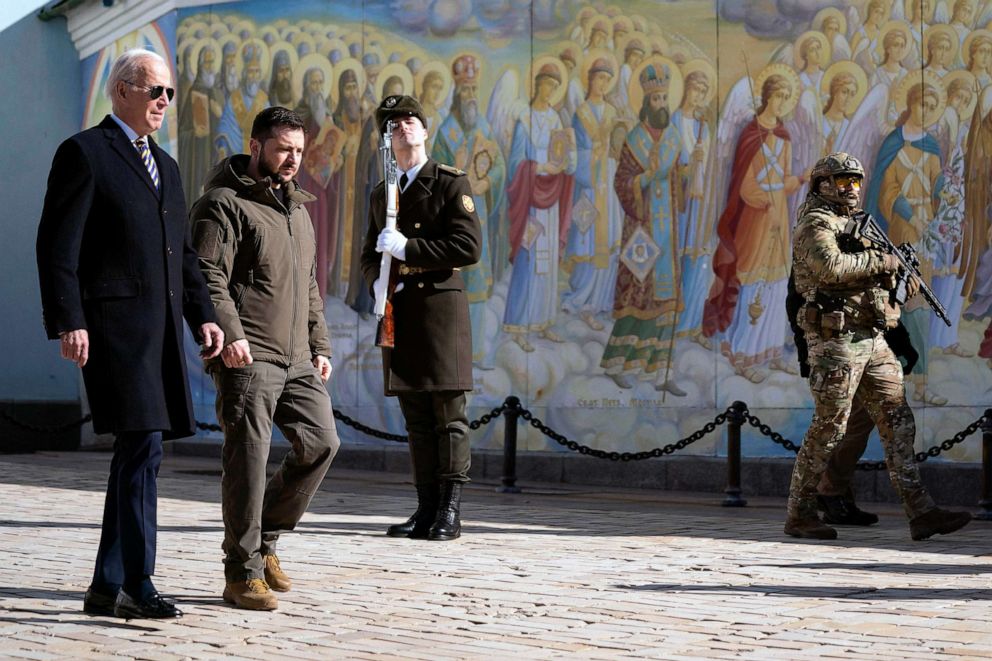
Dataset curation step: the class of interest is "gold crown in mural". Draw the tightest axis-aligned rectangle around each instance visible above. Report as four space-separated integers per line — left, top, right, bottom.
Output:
452 54 479 85
639 62 670 93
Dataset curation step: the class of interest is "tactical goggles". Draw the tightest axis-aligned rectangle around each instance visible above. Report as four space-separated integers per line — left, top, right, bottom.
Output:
123 80 175 102
834 174 862 189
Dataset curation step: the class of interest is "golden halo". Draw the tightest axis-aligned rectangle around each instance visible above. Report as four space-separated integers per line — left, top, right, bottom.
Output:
258 25 279 46
553 39 583 69
874 20 912 60
628 55 684 116
616 31 649 62
232 19 256 41
942 69 979 121
363 44 386 75
294 53 335 108
820 60 868 115
584 12 612 44
580 48 620 95
334 57 367 103
218 34 241 67
415 60 452 106
962 28 992 65
271 19 289 31
649 35 670 56
529 55 569 106
269 39 300 80
612 15 634 37
209 22 229 40
182 20 209 41
293 33 316 57
376 62 414 100
323 37 348 63
241 38 271 85
813 7 847 35
923 24 959 64
187 38 219 81
754 62 801 117
680 58 717 105
794 30 831 69
892 68 946 127
222 16 239 31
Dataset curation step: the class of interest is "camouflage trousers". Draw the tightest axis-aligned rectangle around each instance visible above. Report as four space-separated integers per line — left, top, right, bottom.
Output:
787 328 936 521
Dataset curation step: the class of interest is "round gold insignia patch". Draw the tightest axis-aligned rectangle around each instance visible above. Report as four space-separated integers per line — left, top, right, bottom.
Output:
462 194 475 213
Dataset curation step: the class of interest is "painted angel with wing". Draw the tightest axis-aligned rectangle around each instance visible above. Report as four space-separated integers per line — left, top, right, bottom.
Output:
701 63 805 384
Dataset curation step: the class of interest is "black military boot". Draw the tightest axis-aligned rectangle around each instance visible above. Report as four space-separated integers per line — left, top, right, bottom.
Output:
909 508 972 541
817 494 879 526
386 484 439 539
428 481 463 541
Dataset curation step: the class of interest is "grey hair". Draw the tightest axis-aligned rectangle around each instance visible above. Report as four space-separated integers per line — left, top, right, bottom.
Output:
104 48 168 103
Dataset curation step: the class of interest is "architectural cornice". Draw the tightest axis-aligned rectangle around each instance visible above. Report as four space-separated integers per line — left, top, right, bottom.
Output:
64 0 237 59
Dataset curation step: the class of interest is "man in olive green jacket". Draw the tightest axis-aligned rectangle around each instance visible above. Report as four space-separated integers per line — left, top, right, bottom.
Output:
191 107 339 611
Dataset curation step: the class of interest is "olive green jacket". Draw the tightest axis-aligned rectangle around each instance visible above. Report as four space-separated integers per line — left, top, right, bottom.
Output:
191 155 331 366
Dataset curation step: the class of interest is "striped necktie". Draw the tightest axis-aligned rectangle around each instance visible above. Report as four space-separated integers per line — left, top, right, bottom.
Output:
134 138 160 190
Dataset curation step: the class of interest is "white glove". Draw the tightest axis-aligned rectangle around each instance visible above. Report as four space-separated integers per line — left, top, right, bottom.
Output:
376 227 408 260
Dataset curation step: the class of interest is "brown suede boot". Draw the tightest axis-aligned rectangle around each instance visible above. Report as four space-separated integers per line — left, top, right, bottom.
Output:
264 555 291 592
223 578 278 611
784 516 838 540
909 508 972 541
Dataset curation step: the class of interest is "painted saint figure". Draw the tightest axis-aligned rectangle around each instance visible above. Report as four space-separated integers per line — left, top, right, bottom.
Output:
600 61 686 395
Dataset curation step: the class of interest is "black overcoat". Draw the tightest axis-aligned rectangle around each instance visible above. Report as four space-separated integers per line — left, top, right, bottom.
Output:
36 116 216 437
360 159 482 394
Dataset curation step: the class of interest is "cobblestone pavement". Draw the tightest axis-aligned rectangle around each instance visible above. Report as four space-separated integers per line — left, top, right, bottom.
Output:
0 450 989 660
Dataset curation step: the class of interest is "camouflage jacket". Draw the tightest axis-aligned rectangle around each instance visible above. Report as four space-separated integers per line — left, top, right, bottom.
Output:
791 193 895 334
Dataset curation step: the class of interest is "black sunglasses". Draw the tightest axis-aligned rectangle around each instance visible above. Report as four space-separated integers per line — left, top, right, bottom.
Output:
123 79 175 102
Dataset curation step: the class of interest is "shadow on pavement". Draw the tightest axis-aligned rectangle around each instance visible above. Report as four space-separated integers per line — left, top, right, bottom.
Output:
615 583 992 600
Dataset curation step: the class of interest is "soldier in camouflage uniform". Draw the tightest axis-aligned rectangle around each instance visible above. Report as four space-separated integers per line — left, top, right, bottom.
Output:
786 152 972 541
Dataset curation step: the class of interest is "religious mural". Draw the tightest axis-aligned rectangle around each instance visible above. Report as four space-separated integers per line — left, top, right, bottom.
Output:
80 1 992 462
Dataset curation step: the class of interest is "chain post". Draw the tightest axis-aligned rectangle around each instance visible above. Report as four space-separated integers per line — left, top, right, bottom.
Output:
977 409 992 521
722 400 748 507
497 395 522 494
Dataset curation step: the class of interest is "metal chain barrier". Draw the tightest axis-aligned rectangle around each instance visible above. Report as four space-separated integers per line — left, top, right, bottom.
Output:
510 399 734 461
741 406 989 470
1 408 92 434
3 398 984 472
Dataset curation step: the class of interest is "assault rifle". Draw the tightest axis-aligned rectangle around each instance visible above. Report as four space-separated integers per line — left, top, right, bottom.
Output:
848 210 951 327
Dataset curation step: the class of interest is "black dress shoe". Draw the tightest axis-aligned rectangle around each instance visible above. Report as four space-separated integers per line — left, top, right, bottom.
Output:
113 590 182 619
83 586 119 616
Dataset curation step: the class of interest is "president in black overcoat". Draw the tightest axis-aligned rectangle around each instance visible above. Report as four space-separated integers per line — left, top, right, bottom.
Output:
36 49 223 619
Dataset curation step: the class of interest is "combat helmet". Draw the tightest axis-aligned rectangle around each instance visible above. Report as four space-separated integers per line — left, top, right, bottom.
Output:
810 152 864 186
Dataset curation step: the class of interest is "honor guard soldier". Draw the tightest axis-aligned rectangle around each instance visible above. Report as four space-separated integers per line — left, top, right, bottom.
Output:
360 95 482 540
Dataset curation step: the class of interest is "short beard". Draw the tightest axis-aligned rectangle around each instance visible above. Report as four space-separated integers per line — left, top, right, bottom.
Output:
258 153 293 185
272 77 294 105
224 69 238 94
198 71 216 89
342 95 360 124
244 79 260 98
644 106 669 129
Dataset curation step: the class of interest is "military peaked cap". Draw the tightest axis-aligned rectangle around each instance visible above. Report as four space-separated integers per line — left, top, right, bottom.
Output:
375 94 427 133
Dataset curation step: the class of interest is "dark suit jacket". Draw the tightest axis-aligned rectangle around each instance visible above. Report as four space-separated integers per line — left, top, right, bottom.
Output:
360 159 482 394
37 115 216 437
